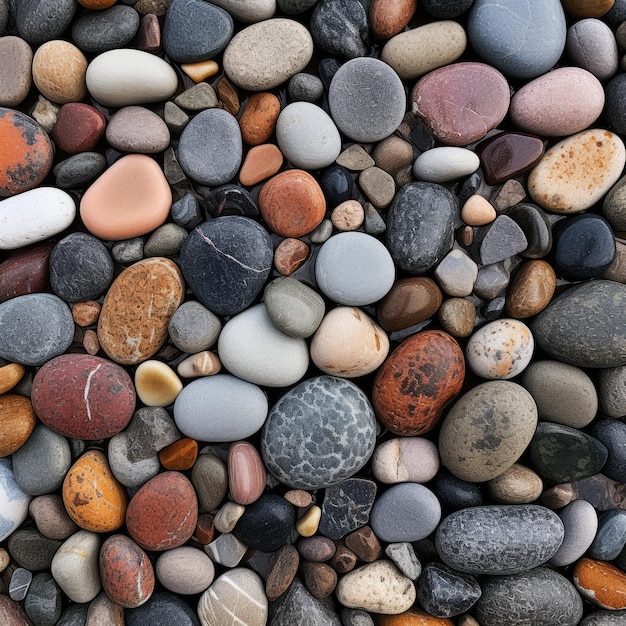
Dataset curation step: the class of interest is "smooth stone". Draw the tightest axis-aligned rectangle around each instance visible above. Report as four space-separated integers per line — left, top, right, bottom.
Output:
15 0 76 44
86 49 178 107
358 167 396 210
171 192 201 229
0 187 75 250
158 438 198 471
24 573 62 626
372 137 413 176
382 20 466 80
98 257 184 365
592 419 626 482
174 374 268 442
9 567 32 602
422 0 474 17
604 174 626 230
126 591 200 626
62 451 127 533
51 530 100 604
487 463 543 504
0 37 33 107
0 594 33 624
52 102 105 154
598 365 626 417
413 147 479 183
551 499 598 566
505 259 556 318
239 144 283 187
209 0 275 21
529 422 608 483
604 72 626 135
71 5 139 54
329 57 405 142
143 223 187 258
580 610 626 625
511 68 604 137
120 406 181 464
315 232 395 306
264 277 325 338
371 483 441 543
298 536 335 563
411 62 510 146
310 306 389 378
562 0 615 17
108 432 160 489
29 495 78 541
386 182 456 274
477 567 582 626
377 277 442 332
0 294 73 366
276 102 341 170
477 132 545 185
461 196 496 228
134 359 181 406
372 438 439 485
191 454 228 512
0 242 53 303
575 559 626 610
434 249 478 297
336 560 415 614
156 546 214 595
301 561 336 598
310 0 368 58
0 394 35 456
336 144 376 171
261 376 376 489
341 609 374 626
567 18 618 80
552 213 615 281
474 215 528 265
318 478 377 540
180 217 271 316
168 301 220 353
529 129 625 213
227 441 266 506
439 381 538 482
12 425 70 496
270 578 342 626
288 73 324 102
238 92 280 146
223 19 313 90
174 82 218 111
531 280 626 367
473 263 509 300
0 458 31 542
106 106 169 154
204 532 247 568
218 303 309 387
416 563 480 618
588 510 626 560
373 330 464 436
54 152 107 189
508 202 553 259
522 360 597 428
8 528 61 572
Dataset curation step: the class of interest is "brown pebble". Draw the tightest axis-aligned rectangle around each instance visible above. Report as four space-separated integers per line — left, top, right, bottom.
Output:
52 103 106 154
29 494 79 540
284 490 313 508
298 536 336 562
134 0 173 15
83 329 100 355
491 178 526 211
195 513 216 545
344 526 382 563
159 438 198 471
72 301 101 327
0 394 36 457
456 225 474 248
274 238 310 275
359 166 396 209
239 92 281 146
487 463 544 504
438 297 476 337
266 544 299 601
394 164 414 187
86 591 125 626
217 76 240 116
604 240 626 284
329 542 358 574
331 200 364 231
0 363 25 394
505 260 557 318
136 14 161 53
541 483 576 509
369 0 417 40
0 242 54 302
301 561 337 599
191 454 228 512
32 40 87 104
239 143 283 186
561 0 614 17
372 136 414 174
336 144 375 171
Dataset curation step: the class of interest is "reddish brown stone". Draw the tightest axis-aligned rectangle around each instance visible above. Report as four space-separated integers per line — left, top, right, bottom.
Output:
329 542 357 574
0 242 54 303
228 441 267 505
372 330 465 436
274 238 310 275
126 471 198 551
195 513 215 545
344 526 382 563
217 76 240 117
376 277 443 332
239 92 280 146
0 593 34 625
99 535 155 609
369 0 417 40
159 438 198 471
51 103 106 154
0 107 53 197
298 536 336 563
72 301 101 327
136 14 161 53
266 544 300 601
301 561 337 599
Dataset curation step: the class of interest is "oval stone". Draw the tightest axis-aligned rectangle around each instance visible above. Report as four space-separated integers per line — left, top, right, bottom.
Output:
106 106 170 154
71 5 140 54
369 0 417 39
505 260 557 319
228 441 266 506
439 381 538 482
156 546 215 595
126 591 201 626
223 19 313 90
574 559 626 610
0 242 53 303
174 374 268 442
0 36 33 107
510 67 605 136
551 499 598 567
528 129 625 213
567 18 618 80
487 463 543 504
436 505 564 575
371 438 440 484
413 147 479 183
233 493 294 551
0 458 31 542
0 394 35 457
373 330 464 436
261 376 376 489
98 257 184 365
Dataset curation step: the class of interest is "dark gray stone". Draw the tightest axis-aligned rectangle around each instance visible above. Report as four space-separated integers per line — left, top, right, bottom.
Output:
386 182 456 274
53 152 107 189
270 577 342 626
598 365 626 418
71 5 140 54
8 567 32 601
24 573 62 626
340 609 374 626
233 494 295 552
580 610 626 625
288 73 324 103
171 192 201 229
476 567 583 626
318 478 377 540
605 73 626 135
16 0 76 45
125 407 181 463
7 529 62 571
261 376 376 490
592 419 626 482
588 510 626 561
606 0 626 24
416 563 481 618
163 0 233 63
531 280 626 368
0 0 7 33
475 215 528 265
125 591 200 626
507 203 552 259
310 0 368 59
57 603 89 626
163 101 189 134
277 0 318 13
180 217 272 316
0 294 74 366
421 0 474 18
202 184 258 218
473 262 509 300
435 505 564 575
604 175 626 232
50 233 114 303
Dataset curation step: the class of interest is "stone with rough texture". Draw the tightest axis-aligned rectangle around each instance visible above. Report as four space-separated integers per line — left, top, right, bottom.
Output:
310 0 368 58
168 301 221 353
598 365 626 417
271 577 342 625
126 591 200 626
487 463 543 504
106 106 170 154
16 0 77 45
71 5 140 54
52 102 105 155
575 558 626 610
416 563 480 618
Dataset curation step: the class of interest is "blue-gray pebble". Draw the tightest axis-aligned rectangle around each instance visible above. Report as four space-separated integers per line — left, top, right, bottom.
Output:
126 591 200 626
592 419 626 482
310 0 369 59
588 510 626 561
24 573 62 626
288 73 324 102
71 5 139 54
604 73 626 135
16 0 77 45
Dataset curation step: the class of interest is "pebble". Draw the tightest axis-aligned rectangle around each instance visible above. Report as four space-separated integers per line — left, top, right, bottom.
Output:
318 164 354 208
580 610 626 625
550 499 599 567
591 419 626 482
605 73 626 134
227 441 266 506
604 174 626 230
24 572 62 626
413 147 479 183
434 249 478 297
377 277 442 332
156 546 215 595
460 195 496 226
331 200 365 231
126 590 201 626
574 558 626 610
301 561 336 598
0 37 33 107
475 215 528 265
204 532 247 568
0 394 35 456
239 92 280 146
174 82 218 111
337 144 376 171
288 73 324 102
32 40 87 104
416 563 480 618
598 364 626 417
106 106 170 154
310 0 369 59
589 510 626 560
133 360 180 407
209 0 276 22
568 19 618 81
15 0 77 45
159 438 198 471
71 5 140 54
52 102 105 154
486 463 543 504
505 259 556 318
54 152 106 189
358 167 396 209
168 301 221 354
108 432 160 488
274 238 309 274
271 577 341 625
29 495 78 541
239 143 283 186
298 536 335 562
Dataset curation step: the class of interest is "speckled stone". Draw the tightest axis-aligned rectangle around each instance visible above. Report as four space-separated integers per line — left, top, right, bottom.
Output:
54 152 107 189
270 577 342 626
288 72 324 102
71 5 140 54
310 0 368 58
580 610 626 625
588 510 626 561
261 376 376 489
24 572 62 626
416 563 480 618
436 505 564 575
598 365 626 418
126 590 201 626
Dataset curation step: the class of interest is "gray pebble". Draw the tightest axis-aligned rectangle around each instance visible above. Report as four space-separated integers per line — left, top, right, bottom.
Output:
603 174 626 231
125 406 182 463
567 18 618 81
363 203 386 236
111 238 144 265
24 573 62 626
16 0 76 45
171 193 201 228
0 0 7 33
8 567 32 601
340 608 375 626
7 529 62 571
288 73 324 102
108 431 160 489
164 101 189 134
473 262 509 300
310 0 368 59
475 215 528 265
169 300 221 353
384 543 422 580
174 83 218 111
598 364 626 418
580 610 626 625
53 152 107 189
416 563 481 618
309 218 333 243
71 5 140 54
271 578 342 626
143 223 188 257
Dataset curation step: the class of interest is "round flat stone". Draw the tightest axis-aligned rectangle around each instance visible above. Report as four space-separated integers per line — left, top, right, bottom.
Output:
233 494 294 551
261 376 376 489
0 37 33 107
329 57 405 142
106 106 170 154
377 277 442 332
71 5 140 54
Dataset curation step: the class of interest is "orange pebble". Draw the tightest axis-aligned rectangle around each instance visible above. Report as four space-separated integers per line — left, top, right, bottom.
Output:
377 608 454 625
0 362 25 394
159 438 199 471
78 0 117 8
239 92 280 146
195 513 215 545
239 144 283 186
574 558 626 609
181 60 219 82
0 394 36 457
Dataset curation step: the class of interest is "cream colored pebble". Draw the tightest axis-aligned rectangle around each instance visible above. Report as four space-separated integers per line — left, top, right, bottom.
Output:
331 200 364 231
295 505 321 537
461 194 496 226
213 502 245 534
135 359 183 406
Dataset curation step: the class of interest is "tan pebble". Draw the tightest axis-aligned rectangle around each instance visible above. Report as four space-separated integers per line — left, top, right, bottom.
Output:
458 616 481 626
0 547 9 573
134 0 173 15
284 490 313 508
0 394 36 457
134 359 183 406
336 144 375 171
181 60 219 82
0 362 25 394
310 306 389 378
438 297 476 337
86 592 125 626
274 238 310 275
30 95 60 132
32 40 88 104
239 143 283 186
505 259 557 318
491 178 527 210
266 544 299 601
217 75 240 116
213 502 245 534
541 483 576 509
177 351 222 378
359 166 396 209
487 463 544 504
372 136 414 174
83 329 100 355
239 92 281 146
461 194 496 226
72 301 101 327
295 505 322 537
331 200 364 231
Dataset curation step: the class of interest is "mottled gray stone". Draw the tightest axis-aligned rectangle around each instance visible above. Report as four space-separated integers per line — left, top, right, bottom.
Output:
171 193 201 228
386 182 456 274
71 5 140 54
143 223 187 257
591 419 626 482
310 0 368 59
168 300 221 353
270 577 342 626
435 505 564 575
340 608 374 626
7 529 62 571
108 431 160 489
580 610 626 625
416 563 481 618
384 543 421 580
174 83 218 111
16 0 77 45
604 174 626 231
111 238 144 265
588 510 626 561
567 18 618 81
261 376 376 490
598 364 626 418
473 262 509 300
476 567 583 626
125 407 182 463
56 603 89 626
288 73 324 102
24 573 62 626
475 215 528 265
531 280 626 368
54 152 107 189
164 101 189 134
277 0 318 14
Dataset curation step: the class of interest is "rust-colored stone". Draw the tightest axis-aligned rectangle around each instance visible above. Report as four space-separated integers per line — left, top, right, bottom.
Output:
344 526 383 563
274 238 310 275
239 143 283 186
329 541 357 574
72 301 101 327
369 0 417 40
574 558 626 609
239 92 280 146
0 394 36 457
51 103 106 154
159 438 198 471
505 259 556 318
0 242 54 303
0 362 25 394
561 0 614 18
377 608 455 625
137 14 161 53
195 513 215 545
301 561 337 599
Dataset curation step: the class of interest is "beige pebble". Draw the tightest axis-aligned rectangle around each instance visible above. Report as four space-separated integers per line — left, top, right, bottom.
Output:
0 36 33 108
30 95 60 132
213 502 245 534
83 329 100 356
458 615 481 626
284 490 313 508
181 60 219 82
371 437 440 484
134 360 183 406
461 194 496 226
359 166 396 209
296 505 322 537
156 546 215 596
72 301 101 327
487 463 543 504
604 240 626 284
0 362 25 394
331 200 364 231
177 351 222 378
438 297 476 337
310 306 389 378
86 592 125 626
32 40 88 104
372 136 414 174
336 144 375 171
